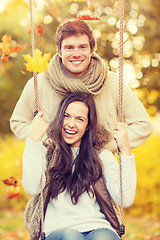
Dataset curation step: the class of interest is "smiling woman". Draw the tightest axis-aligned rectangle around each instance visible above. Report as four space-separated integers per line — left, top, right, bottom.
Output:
22 91 137 240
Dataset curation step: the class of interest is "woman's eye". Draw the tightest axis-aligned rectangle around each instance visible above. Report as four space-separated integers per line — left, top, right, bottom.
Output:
78 118 84 122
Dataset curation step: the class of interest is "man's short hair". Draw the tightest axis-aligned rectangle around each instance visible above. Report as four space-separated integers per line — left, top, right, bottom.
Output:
56 19 96 52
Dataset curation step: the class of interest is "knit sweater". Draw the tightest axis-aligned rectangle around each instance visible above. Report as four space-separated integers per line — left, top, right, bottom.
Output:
10 54 153 152
22 139 137 237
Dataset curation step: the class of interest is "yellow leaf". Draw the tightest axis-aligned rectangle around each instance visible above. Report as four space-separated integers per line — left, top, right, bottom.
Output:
23 48 51 73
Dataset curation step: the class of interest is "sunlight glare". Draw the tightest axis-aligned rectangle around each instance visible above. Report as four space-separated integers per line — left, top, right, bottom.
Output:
0 0 10 12
35 0 45 7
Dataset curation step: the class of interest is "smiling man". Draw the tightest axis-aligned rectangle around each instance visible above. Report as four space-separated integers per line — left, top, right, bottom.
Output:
57 34 93 78
10 19 153 152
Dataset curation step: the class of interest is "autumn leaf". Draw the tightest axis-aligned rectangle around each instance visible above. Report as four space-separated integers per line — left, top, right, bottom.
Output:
6 186 20 199
6 192 20 199
77 13 100 21
23 48 51 73
2 176 18 187
9 45 27 54
36 24 45 37
27 28 31 34
0 34 11 55
0 35 27 60
1 54 9 62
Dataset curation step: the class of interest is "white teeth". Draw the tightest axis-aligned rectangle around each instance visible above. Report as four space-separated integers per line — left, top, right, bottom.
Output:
71 61 82 64
65 129 76 134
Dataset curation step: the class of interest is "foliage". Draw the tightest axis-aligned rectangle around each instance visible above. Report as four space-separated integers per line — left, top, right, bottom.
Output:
0 0 160 134
0 135 28 211
126 131 160 217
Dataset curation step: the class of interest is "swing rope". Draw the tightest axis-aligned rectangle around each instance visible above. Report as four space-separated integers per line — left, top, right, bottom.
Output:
28 0 125 239
28 0 39 115
28 1 45 239
118 0 125 238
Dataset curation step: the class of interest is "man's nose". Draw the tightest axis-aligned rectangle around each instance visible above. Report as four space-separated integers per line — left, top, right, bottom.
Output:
72 48 81 57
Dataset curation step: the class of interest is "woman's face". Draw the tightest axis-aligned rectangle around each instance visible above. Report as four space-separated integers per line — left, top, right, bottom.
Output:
62 101 89 147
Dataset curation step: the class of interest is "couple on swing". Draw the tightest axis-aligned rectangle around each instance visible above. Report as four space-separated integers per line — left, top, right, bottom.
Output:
10 19 152 240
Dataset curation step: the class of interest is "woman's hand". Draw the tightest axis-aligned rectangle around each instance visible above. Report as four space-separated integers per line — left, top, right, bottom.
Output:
113 122 132 156
28 111 48 142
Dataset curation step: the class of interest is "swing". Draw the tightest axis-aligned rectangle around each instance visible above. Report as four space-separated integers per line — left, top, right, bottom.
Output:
28 0 125 239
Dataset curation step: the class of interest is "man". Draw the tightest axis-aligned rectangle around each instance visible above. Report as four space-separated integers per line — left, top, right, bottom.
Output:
10 19 153 152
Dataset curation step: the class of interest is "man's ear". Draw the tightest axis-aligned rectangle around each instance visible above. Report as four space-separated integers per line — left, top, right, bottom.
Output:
91 46 96 56
57 46 62 58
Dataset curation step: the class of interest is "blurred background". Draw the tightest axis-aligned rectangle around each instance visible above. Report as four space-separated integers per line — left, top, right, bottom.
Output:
0 0 159 239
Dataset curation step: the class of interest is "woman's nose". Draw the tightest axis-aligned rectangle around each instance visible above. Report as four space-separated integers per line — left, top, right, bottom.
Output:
68 118 75 128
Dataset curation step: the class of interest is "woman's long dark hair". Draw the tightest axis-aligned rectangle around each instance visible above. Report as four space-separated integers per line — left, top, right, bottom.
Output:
46 92 102 204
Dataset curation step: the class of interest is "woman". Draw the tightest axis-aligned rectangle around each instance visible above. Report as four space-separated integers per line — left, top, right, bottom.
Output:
22 92 137 240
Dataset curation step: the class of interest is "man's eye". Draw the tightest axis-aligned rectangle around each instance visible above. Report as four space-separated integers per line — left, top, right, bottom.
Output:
64 114 69 118
66 46 72 50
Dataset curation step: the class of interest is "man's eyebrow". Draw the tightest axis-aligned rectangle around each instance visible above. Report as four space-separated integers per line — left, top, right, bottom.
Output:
63 44 73 48
63 43 89 48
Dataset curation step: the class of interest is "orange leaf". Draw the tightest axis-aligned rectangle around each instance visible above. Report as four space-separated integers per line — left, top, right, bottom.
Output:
1 54 9 62
36 24 45 37
0 34 27 56
0 34 11 55
9 45 26 54
6 192 20 199
27 28 31 34
2 176 18 187
77 14 100 20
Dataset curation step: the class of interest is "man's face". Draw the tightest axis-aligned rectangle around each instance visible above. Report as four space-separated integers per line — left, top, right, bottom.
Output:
57 34 93 78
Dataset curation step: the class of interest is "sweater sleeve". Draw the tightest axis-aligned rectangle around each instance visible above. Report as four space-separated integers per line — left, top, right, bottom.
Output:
109 71 153 149
99 149 137 208
123 79 153 148
22 138 47 195
10 77 35 141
